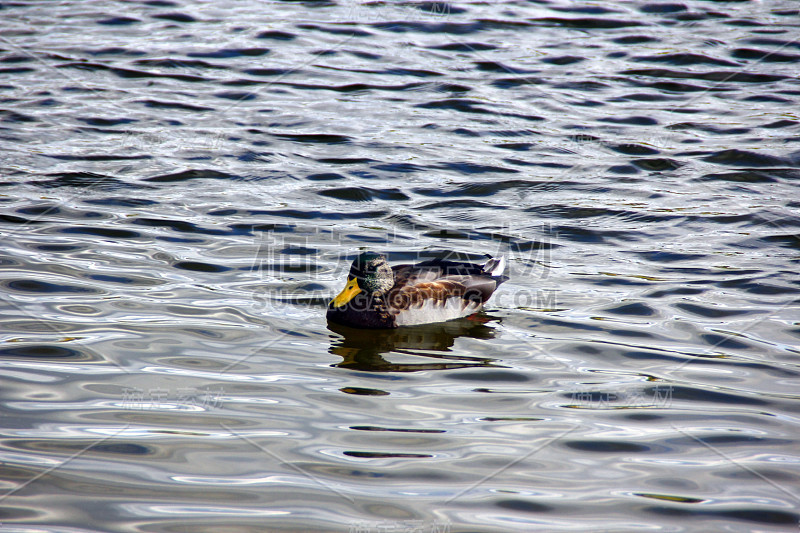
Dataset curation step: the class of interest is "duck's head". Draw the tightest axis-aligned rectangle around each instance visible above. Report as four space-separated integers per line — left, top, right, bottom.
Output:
330 252 394 308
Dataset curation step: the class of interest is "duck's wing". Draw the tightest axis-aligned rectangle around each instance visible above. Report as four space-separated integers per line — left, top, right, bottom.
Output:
386 259 505 326
387 278 466 309
387 279 477 326
389 263 443 287
391 258 506 296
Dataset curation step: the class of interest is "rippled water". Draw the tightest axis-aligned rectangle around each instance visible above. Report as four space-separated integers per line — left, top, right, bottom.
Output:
2 1 800 531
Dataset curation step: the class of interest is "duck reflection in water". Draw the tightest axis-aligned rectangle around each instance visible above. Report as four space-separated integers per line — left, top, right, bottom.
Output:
327 314 502 372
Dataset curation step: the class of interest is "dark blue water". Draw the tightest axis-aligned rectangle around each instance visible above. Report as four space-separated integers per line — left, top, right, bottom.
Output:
1 1 799 531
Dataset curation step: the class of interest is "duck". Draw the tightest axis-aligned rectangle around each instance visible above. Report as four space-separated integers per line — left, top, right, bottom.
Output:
327 251 507 329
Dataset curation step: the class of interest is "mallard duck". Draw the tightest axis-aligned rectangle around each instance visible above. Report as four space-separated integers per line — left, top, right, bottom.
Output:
327 252 507 329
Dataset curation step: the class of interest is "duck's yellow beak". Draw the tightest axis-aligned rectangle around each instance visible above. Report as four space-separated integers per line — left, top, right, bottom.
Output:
331 276 361 308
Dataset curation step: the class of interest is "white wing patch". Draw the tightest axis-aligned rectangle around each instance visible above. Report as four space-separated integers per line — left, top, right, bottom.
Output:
394 296 481 327
482 255 506 277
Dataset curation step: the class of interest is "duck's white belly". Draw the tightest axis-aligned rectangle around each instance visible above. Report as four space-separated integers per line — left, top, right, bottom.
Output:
393 296 481 327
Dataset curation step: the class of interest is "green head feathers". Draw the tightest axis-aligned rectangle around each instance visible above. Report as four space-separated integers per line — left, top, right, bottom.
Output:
349 252 394 295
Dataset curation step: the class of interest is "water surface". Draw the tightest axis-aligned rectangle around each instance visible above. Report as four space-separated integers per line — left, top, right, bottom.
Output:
1 1 799 531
